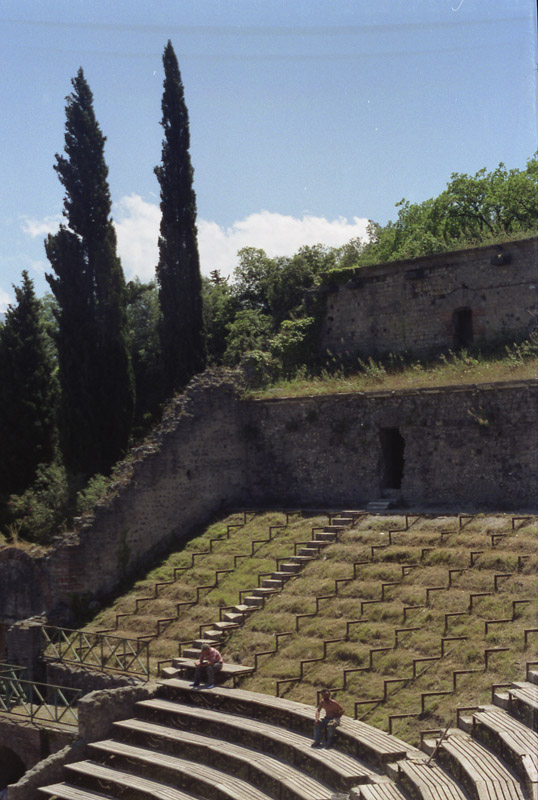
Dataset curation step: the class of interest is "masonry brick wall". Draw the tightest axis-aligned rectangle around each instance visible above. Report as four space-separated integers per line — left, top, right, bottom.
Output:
39 370 248 622
0 718 73 786
320 237 538 358
243 380 538 510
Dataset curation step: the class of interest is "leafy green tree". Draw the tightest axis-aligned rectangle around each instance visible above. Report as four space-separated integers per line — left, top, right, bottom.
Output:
202 271 240 365
223 309 273 366
268 317 317 377
267 245 336 326
232 247 279 316
0 272 58 495
45 68 134 476
359 156 538 266
155 40 206 395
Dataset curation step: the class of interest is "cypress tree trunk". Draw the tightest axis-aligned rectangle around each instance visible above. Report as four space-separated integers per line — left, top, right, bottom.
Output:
45 69 134 476
155 41 206 396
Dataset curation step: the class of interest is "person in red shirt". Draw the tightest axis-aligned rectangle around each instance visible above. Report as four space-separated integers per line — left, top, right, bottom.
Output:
312 689 344 748
191 644 223 689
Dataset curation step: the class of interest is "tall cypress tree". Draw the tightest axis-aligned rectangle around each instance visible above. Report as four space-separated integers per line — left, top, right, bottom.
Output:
45 68 134 476
0 272 57 494
155 41 206 395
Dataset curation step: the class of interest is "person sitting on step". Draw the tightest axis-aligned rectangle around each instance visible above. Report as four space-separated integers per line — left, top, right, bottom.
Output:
312 688 344 748
191 643 223 688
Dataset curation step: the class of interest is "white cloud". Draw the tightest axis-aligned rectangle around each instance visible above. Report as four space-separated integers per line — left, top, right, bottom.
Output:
0 287 11 314
198 211 370 278
21 214 61 239
22 197 370 284
113 194 160 282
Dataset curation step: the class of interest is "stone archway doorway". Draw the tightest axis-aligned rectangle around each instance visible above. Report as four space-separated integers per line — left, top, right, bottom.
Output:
0 745 26 790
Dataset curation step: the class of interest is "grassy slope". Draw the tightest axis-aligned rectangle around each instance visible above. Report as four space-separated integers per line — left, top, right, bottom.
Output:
249 349 538 400
84 511 538 747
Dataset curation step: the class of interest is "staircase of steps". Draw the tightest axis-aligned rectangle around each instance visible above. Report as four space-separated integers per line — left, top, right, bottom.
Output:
37 681 395 800
366 499 394 513
175 514 356 661
492 677 538 732
37 678 538 800
420 685 538 800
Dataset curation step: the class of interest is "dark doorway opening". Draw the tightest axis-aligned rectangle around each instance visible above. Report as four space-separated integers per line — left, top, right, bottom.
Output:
0 746 26 789
452 307 473 350
380 428 405 490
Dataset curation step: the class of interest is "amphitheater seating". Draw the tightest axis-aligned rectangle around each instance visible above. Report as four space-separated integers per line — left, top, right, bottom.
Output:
422 731 526 800
157 679 413 765
463 705 538 794
161 657 254 686
38 676 536 800
393 758 469 800
35 511 536 800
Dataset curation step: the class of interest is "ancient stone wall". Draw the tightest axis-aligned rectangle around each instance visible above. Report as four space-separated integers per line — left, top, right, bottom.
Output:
1 373 537 635
0 718 74 793
244 380 538 511
320 237 538 359
1 371 247 625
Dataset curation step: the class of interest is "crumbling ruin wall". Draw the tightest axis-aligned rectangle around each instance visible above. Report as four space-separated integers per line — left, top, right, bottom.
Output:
319 237 538 359
0 370 247 627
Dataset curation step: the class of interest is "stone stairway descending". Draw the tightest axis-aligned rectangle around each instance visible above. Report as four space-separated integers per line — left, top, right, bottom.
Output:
174 514 358 663
37 675 538 800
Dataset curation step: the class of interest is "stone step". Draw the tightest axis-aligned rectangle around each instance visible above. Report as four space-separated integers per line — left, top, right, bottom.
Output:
332 516 354 525
200 629 224 641
303 539 332 550
222 612 247 624
242 595 264 607
289 555 315 564
279 562 302 573
233 603 257 614
191 637 223 649
181 647 202 659
212 621 239 631
322 525 346 533
313 532 337 541
528 670 538 686
261 578 285 589
271 571 293 582
251 587 279 597
492 689 510 710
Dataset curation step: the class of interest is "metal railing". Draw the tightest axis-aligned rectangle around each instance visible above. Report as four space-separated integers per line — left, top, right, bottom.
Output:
0 674 81 726
0 662 27 679
41 625 150 677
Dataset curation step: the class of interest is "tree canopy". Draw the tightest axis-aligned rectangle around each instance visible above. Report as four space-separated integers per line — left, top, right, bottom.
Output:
356 156 538 267
45 68 134 476
0 272 57 494
155 40 206 395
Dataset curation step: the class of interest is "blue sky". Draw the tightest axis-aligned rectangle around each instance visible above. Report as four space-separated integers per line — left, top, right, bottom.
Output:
1 0 536 310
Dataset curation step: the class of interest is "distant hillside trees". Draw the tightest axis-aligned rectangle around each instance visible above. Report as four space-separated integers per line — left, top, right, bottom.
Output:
0 272 57 495
45 68 134 476
155 41 206 396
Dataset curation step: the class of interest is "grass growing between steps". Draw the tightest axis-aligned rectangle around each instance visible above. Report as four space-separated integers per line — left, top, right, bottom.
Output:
85 510 333 672
82 510 538 747
225 512 538 745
